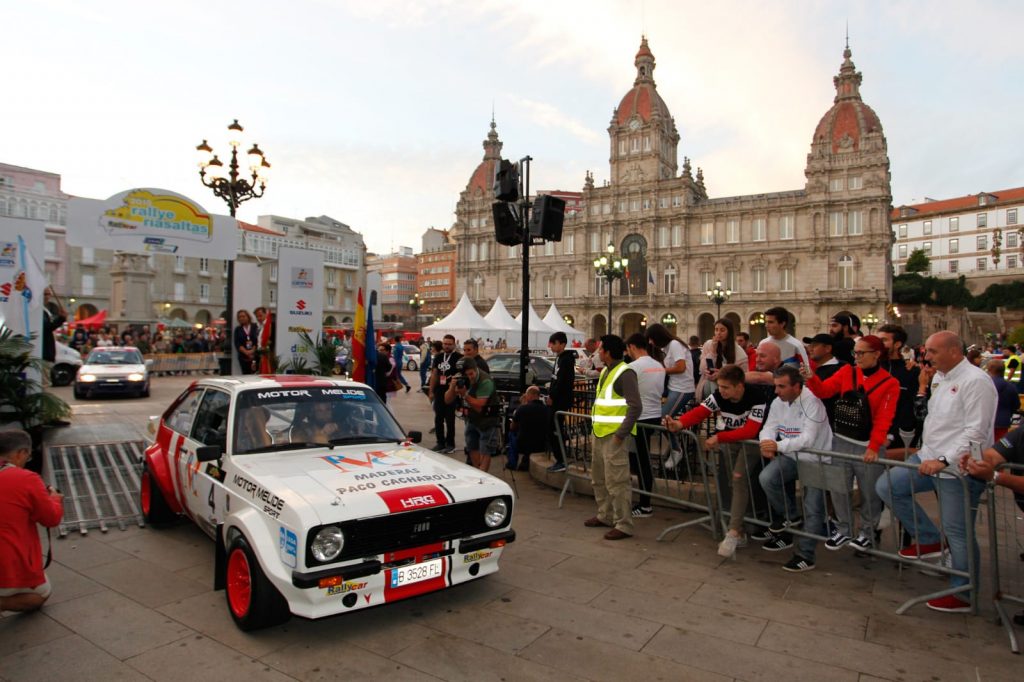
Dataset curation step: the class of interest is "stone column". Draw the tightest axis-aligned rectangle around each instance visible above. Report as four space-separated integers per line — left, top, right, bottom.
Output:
109 252 155 324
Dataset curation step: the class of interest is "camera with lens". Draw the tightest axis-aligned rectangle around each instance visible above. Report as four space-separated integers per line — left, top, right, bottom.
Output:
455 376 470 389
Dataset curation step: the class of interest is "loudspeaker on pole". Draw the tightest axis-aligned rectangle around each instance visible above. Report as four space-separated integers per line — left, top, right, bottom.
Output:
528 194 566 241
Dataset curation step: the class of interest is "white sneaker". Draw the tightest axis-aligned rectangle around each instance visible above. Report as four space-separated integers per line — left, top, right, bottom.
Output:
717 533 748 558
664 450 683 470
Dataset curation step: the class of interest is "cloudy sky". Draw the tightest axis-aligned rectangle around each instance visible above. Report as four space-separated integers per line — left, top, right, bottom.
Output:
5 0 1022 254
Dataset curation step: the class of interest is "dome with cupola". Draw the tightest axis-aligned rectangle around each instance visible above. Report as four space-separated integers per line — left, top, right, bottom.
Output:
811 45 884 155
466 119 503 197
614 37 673 126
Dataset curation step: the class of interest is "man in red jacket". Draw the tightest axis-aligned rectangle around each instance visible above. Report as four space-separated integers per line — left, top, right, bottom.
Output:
664 364 773 558
0 430 64 612
800 335 899 552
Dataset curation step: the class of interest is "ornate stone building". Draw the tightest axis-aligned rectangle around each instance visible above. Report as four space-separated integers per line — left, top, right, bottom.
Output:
450 38 893 342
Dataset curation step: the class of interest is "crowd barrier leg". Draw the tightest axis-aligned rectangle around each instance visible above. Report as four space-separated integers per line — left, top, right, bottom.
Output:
988 463 1024 654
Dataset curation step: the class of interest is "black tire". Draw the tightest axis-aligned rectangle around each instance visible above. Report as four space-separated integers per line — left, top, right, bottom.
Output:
224 534 290 631
51 364 75 387
140 463 176 525
405 358 418 371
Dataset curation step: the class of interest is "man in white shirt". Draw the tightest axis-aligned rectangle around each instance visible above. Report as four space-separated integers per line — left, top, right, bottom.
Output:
757 306 809 368
756 365 833 571
875 331 996 613
625 333 666 518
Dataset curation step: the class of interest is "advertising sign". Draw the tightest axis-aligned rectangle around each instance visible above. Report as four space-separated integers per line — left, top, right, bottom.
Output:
0 218 46 360
67 188 238 259
275 246 323 369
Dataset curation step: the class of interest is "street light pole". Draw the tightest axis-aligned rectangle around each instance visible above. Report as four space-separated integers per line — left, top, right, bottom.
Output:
195 120 271 361
593 243 628 336
863 312 879 333
706 279 732 320
408 294 424 331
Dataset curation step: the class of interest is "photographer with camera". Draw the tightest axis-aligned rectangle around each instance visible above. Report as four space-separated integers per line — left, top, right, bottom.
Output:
0 430 64 613
444 357 501 472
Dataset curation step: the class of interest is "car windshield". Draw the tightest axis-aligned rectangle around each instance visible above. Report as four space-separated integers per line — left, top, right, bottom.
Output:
233 385 407 455
87 350 143 365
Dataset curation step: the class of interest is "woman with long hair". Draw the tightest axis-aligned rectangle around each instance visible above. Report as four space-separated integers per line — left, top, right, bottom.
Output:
646 323 695 467
697 318 746 400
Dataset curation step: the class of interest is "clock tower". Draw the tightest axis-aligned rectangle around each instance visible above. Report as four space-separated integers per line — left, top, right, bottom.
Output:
609 37 679 186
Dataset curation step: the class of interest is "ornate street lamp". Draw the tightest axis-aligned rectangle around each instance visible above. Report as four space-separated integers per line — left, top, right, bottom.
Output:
562 314 574 326
195 119 271 333
408 293 424 330
593 243 628 335
706 279 732 319
863 312 879 333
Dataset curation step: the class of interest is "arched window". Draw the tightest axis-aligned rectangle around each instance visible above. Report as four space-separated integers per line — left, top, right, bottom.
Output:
472 275 484 301
621 234 648 296
469 242 478 261
663 266 676 294
838 255 854 289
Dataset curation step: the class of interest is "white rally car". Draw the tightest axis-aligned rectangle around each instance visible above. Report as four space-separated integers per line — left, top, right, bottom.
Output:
140 375 515 631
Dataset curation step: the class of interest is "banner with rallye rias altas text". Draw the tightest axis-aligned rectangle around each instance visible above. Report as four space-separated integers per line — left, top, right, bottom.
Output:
275 246 324 370
66 188 237 259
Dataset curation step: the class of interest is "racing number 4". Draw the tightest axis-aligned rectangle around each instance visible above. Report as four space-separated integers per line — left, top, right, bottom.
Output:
208 486 216 515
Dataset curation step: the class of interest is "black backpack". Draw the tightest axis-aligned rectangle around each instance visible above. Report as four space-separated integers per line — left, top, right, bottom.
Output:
833 368 892 442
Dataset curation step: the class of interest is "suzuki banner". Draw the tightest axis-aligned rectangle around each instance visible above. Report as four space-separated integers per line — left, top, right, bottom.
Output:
67 188 237 259
275 246 324 370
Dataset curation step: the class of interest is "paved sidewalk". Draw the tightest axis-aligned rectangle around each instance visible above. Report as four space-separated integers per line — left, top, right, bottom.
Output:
1 378 1020 681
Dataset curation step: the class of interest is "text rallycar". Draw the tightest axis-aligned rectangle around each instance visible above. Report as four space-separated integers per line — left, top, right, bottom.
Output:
233 474 286 518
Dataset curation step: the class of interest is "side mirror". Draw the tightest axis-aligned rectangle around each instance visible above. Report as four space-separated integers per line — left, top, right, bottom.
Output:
406 430 423 444
144 359 155 368
196 445 223 462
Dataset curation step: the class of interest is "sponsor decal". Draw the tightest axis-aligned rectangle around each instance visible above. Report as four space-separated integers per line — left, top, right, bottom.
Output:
0 243 16 268
463 550 494 563
291 267 314 289
320 388 366 398
256 389 312 399
321 450 413 472
324 580 366 596
142 236 179 253
279 527 298 568
100 190 213 241
288 325 313 334
376 484 450 513
232 474 286 517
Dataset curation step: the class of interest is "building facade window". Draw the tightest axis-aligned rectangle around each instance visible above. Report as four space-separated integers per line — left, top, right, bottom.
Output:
977 213 987 228
564 234 574 254
830 212 844 236
726 219 739 243
1008 255 1018 269
779 215 794 240
81 274 94 295
829 178 844 192
922 220 932 235
1007 208 1018 225
949 238 959 254
752 267 766 292
949 217 959 232
898 244 907 259
174 282 185 301
700 222 714 245
507 280 516 300
1007 232 1018 248
672 225 682 247
658 226 669 247
922 241 932 255
725 269 739 293
898 224 907 239
700 271 713 293
779 267 794 292
663 266 676 294
562 278 573 297
199 283 210 302
949 260 959 273
977 235 987 250
838 256 853 290
977 258 987 271
175 256 186 272
752 218 766 242
848 176 863 190
848 211 863 235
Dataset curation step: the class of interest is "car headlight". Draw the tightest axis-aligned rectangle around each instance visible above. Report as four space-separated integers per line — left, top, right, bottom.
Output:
484 498 508 528
79 374 97 382
311 526 344 562
127 373 145 381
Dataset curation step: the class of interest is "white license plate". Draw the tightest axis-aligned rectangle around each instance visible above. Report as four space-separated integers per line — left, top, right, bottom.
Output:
389 558 444 588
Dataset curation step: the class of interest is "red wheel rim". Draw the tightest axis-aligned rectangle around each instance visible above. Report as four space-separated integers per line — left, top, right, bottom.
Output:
140 470 152 516
227 548 252 618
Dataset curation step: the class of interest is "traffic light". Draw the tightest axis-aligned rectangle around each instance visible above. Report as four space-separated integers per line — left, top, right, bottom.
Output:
493 159 519 202
528 194 566 241
493 202 522 246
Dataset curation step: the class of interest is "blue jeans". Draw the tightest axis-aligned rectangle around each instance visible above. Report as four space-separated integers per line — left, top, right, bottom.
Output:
875 454 986 593
758 455 800 524
795 486 827 562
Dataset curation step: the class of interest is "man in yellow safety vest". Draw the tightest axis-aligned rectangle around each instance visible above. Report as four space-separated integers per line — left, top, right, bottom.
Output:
1003 346 1021 383
583 334 643 540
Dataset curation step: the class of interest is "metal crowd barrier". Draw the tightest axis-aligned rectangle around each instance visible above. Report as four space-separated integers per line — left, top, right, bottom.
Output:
145 352 220 375
719 441 981 615
554 412 719 542
987 462 1024 653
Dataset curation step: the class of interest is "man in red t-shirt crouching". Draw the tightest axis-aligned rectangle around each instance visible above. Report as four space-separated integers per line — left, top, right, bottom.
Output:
0 430 64 612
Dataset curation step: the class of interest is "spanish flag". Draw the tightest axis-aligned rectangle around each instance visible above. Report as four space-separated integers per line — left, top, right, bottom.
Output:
351 287 366 382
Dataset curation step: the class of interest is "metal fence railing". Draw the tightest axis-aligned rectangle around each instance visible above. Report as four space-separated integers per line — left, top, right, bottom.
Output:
987 462 1024 653
146 352 220 375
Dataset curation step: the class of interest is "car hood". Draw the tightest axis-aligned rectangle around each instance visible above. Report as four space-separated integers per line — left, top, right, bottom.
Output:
227 443 510 523
80 363 146 376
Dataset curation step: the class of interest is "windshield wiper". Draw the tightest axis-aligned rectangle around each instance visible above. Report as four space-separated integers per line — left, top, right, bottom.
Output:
241 441 333 454
327 435 396 446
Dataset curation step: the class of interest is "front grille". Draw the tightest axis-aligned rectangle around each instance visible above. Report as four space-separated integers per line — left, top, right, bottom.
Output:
306 495 511 567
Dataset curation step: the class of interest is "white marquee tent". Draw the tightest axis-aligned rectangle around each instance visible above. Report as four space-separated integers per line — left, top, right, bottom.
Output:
483 297 519 346
515 304 558 349
543 304 586 344
421 293 499 343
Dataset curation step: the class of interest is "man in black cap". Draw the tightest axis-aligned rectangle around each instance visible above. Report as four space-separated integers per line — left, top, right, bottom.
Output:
829 315 856 364
803 332 847 428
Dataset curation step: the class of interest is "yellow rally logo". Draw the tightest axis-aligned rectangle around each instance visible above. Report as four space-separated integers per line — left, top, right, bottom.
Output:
325 581 367 596
463 550 494 563
101 190 213 241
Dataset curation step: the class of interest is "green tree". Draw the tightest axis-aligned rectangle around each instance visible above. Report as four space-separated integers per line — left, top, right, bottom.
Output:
1008 325 1024 346
905 248 931 273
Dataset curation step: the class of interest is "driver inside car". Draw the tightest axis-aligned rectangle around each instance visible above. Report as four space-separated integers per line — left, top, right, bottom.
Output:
292 402 341 444
237 405 273 452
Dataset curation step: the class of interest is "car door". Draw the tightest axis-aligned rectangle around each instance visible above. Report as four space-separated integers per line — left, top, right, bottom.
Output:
161 387 205 512
179 389 231 536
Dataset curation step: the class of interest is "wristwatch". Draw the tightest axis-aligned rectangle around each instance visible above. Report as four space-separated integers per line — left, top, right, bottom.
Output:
937 456 949 466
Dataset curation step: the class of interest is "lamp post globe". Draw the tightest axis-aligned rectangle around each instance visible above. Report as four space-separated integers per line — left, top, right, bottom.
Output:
594 243 627 336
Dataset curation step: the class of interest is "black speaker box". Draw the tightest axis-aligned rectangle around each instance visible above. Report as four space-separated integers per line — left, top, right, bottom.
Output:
493 202 522 246
529 194 566 241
